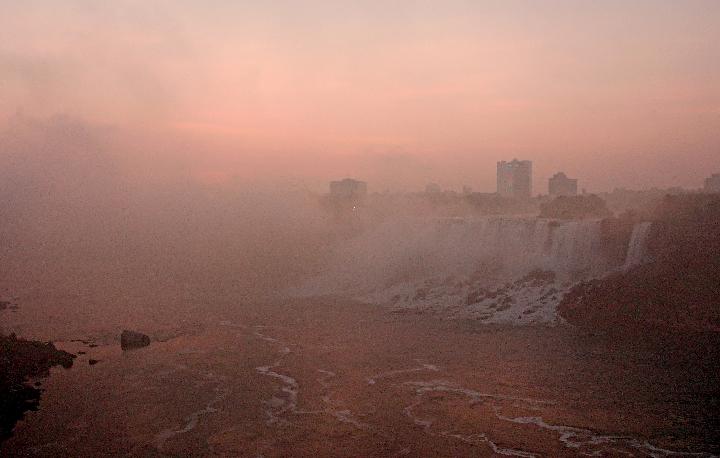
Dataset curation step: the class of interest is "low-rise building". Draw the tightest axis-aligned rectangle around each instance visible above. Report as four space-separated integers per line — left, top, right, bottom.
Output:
329 178 367 200
548 172 578 197
704 173 720 193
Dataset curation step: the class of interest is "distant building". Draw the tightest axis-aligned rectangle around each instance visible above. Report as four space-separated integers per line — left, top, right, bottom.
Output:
425 183 441 194
548 172 578 197
497 159 532 199
704 173 720 193
329 178 367 200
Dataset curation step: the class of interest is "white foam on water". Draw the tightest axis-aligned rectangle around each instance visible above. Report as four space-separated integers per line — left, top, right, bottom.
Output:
366 361 440 385
405 380 555 406
497 413 714 457
153 373 231 451
316 369 370 430
256 361 299 425
400 379 540 457
250 326 300 425
400 378 711 457
441 432 538 458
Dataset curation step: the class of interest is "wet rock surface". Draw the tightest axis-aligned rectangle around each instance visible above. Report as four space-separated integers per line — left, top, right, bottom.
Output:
0 333 75 443
559 195 720 334
120 330 150 350
0 300 19 313
380 268 568 324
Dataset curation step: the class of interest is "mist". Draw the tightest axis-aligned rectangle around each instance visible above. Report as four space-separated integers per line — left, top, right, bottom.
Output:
0 114 338 339
2 2 719 456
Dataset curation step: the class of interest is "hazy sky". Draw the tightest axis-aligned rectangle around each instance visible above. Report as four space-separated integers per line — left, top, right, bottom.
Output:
1 0 719 192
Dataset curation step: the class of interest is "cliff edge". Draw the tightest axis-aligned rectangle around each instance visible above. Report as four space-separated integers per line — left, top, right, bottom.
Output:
558 194 720 334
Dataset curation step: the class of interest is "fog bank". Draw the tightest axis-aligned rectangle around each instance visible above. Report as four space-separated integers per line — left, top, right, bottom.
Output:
0 115 333 338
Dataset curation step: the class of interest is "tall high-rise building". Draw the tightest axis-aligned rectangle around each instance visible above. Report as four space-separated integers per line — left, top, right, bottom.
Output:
548 172 578 197
497 159 532 199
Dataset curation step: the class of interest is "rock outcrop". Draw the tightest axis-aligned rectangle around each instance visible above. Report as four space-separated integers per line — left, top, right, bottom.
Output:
0 334 75 443
558 194 720 334
120 330 150 350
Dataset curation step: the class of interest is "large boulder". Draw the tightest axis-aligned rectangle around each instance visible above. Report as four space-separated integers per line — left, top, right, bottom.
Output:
120 330 150 350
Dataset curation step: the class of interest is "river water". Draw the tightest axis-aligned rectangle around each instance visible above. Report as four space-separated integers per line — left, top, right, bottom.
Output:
2 297 718 457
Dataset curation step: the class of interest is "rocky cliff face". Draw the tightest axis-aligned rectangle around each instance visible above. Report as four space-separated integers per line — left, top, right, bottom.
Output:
558 194 720 334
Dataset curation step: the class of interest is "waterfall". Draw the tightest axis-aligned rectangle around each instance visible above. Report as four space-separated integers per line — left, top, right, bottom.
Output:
434 217 605 275
624 222 653 269
302 216 612 296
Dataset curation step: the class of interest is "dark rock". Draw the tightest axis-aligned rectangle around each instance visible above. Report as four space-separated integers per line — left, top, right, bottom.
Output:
559 194 720 334
120 330 150 350
1 334 75 443
88 359 100 365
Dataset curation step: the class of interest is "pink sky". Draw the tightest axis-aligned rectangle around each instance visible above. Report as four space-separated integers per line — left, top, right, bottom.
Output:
1 1 719 192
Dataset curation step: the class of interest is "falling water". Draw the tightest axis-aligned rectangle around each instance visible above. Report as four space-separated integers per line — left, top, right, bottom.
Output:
436 217 605 275
303 217 610 296
624 222 653 269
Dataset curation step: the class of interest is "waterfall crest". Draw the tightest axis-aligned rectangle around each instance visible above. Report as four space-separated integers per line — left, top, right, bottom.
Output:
434 217 605 276
301 217 615 297
295 217 662 321
624 222 653 269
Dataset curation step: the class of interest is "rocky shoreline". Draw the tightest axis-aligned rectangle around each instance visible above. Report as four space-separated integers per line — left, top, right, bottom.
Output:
0 332 75 443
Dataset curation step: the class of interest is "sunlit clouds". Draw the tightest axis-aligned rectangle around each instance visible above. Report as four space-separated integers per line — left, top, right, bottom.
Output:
1 0 719 191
